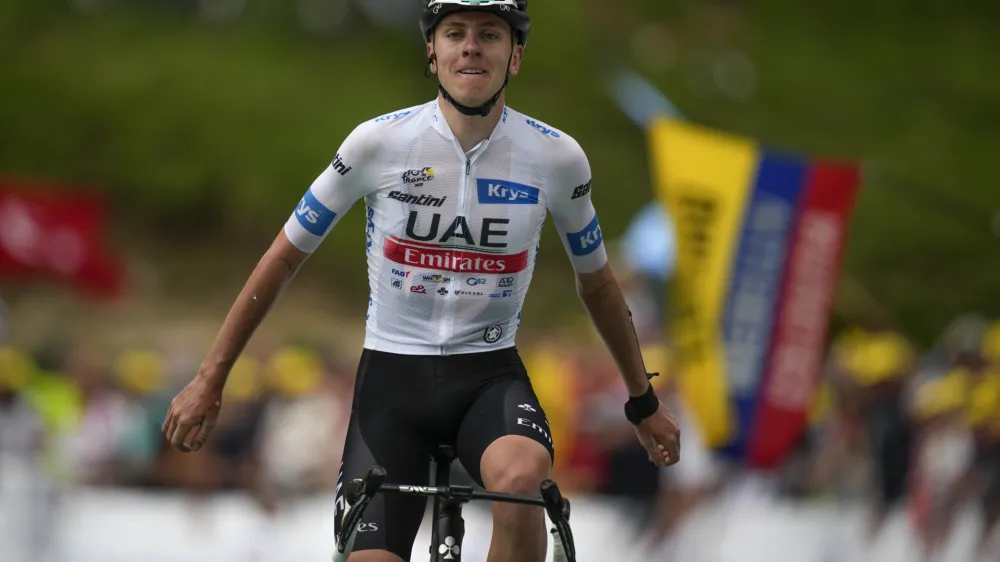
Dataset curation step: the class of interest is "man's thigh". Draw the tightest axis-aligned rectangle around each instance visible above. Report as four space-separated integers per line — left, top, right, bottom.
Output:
335 350 437 559
455 367 554 487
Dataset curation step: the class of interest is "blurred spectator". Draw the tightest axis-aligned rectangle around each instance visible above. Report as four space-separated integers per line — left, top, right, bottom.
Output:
259 344 350 494
579 345 655 513
966 359 1000 560
57 341 134 486
640 342 723 560
908 371 977 562
617 200 677 343
826 318 918 547
963 322 1000 560
0 346 48 562
110 347 172 485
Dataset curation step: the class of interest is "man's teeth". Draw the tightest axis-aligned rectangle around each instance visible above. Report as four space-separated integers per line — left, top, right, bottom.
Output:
460 70 485 74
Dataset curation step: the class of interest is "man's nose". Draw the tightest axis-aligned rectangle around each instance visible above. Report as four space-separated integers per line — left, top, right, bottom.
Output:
461 34 482 56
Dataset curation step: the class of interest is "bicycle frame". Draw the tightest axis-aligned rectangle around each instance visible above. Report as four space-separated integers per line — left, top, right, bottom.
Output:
333 446 576 562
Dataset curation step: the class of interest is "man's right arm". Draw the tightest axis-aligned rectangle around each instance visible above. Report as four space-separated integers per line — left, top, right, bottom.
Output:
198 120 381 390
196 230 308 391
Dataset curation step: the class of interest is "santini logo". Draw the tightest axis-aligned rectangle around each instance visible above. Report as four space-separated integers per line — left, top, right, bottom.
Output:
476 179 539 205
331 153 352 176
294 188 337 236
387 191 447 207
571 180 592 200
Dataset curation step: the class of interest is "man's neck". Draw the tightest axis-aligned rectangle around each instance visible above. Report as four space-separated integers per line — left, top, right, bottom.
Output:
438 92 505 153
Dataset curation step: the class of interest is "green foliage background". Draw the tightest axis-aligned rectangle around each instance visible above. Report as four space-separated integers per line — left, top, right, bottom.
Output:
2 0 998 344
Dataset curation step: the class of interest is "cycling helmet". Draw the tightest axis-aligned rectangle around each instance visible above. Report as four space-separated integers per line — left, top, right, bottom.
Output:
420 0 530 117
421 0 530 46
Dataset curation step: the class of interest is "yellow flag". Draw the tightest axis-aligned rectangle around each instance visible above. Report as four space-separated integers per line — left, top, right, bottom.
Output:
647 117 757 447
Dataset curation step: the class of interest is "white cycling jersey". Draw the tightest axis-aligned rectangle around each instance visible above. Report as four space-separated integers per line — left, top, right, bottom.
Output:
283 100 607 355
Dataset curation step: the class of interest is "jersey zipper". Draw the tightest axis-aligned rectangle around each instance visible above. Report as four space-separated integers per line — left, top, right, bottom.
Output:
439 157 472 355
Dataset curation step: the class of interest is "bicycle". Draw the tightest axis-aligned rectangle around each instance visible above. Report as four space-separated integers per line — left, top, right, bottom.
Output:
333 445 577 562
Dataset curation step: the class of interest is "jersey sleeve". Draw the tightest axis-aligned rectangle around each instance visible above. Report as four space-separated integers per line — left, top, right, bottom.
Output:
283 121 381 253
546 138 608 273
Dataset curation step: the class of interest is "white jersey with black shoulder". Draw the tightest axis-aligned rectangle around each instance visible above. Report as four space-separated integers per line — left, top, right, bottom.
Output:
283 100 607 355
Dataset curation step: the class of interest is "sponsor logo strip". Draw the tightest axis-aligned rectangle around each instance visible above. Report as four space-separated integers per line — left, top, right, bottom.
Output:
566 214 603 256
384 237 528 273
294 188 337 236
476 179 540 205
391 236 506 254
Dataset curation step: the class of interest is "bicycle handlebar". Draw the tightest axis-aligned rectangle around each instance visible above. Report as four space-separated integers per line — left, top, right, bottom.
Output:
335 468 575 562
345 465 386 505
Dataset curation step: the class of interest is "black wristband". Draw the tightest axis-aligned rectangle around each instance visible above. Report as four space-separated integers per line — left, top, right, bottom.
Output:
624 382 659 425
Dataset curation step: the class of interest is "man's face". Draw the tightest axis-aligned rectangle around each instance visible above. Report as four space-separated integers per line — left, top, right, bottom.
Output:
428 12 523 108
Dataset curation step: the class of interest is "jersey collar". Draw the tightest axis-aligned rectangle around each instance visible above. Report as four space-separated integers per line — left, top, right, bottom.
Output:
431 100 510 145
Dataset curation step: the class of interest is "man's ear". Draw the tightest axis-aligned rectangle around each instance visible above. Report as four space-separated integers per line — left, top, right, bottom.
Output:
426 42 438 74
508 44 524 76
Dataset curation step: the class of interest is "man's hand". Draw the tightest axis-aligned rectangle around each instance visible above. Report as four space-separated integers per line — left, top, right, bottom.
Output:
634 402 680 467
161 376 223 453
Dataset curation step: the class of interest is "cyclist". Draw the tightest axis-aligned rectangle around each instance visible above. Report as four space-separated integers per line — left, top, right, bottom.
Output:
161 1 681 561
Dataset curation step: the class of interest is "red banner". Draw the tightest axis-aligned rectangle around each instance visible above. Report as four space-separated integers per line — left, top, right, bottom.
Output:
0 180 124 298
745 161 861 468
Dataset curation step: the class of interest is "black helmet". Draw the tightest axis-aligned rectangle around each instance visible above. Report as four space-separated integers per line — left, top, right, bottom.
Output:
420 0 531 47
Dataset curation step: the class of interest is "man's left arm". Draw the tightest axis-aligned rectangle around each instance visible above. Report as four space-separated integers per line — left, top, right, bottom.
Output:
575 264 655 397
546 138 680 465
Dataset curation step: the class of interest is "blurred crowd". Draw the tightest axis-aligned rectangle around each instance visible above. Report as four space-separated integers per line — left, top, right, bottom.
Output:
2 201 1000 561
809 315 1000 562
2 283 999 561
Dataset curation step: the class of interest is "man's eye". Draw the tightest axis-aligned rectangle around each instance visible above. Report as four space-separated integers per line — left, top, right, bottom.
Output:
484 32 500 40
447 31 462 40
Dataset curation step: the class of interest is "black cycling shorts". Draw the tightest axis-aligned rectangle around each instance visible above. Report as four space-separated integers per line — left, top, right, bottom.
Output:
333 347 554 559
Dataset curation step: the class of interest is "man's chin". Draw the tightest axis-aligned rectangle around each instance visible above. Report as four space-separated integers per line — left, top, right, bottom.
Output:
442 87 498 109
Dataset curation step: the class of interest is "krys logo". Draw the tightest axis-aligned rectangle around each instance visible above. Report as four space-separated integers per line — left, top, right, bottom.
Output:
294 188 337 236
476 179 539 205
402 167 435 186
526 119 561 138
567 214 603 256
375 110 410 122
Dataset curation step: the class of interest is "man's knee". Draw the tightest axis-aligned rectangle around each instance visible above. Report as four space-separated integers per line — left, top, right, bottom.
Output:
481 436 551 495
